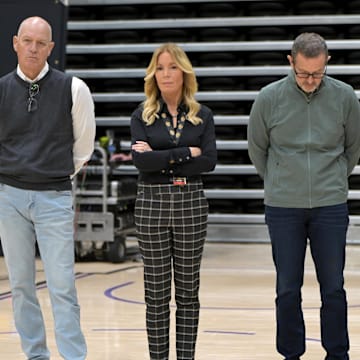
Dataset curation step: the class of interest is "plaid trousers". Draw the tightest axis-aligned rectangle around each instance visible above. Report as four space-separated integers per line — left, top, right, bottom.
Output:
134 181 208 360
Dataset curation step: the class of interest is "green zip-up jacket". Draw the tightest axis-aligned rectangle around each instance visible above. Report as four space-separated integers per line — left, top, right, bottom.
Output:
247 71 360 208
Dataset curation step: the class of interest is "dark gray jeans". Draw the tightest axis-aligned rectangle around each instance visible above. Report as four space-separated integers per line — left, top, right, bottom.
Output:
265 203 349 360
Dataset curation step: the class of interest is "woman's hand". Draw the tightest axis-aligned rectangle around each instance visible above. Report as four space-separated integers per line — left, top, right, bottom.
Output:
132 141 152 153
189 147 202 157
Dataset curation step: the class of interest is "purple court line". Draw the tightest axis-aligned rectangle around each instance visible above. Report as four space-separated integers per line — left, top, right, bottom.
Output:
91 328 255 336
0 274 341 343
102 283 326 341
204 330 255 336
105 282 274 310
307 337 322 343
89 327 321 343
102 280 360 341
103 282 360 310
1 270 358 343
2 266 359 309
0 272 92 301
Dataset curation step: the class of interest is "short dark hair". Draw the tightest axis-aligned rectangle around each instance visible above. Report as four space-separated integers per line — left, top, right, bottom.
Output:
291 32 328 61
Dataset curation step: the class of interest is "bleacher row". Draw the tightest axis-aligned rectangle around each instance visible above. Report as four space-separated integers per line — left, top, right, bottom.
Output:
66 0 360 243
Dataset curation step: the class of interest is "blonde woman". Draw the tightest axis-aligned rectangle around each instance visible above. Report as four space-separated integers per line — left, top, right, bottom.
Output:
131 43 217 360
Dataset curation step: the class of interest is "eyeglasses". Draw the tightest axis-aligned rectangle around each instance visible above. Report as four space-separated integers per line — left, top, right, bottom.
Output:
28 83 39 112
293 66 327 79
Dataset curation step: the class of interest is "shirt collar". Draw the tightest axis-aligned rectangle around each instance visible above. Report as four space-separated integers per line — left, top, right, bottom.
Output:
16 63 49 83
159 98 187 115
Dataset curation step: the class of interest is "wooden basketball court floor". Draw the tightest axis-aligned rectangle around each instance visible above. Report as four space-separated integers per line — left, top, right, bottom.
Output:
0 241 359 360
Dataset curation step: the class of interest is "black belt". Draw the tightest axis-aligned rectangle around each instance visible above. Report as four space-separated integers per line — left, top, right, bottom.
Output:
140 176 202 186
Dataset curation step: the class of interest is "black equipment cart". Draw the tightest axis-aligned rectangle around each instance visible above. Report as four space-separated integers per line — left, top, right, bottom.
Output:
73 145 138 262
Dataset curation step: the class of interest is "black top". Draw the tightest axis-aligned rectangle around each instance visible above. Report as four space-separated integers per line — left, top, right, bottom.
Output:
130 102 217 184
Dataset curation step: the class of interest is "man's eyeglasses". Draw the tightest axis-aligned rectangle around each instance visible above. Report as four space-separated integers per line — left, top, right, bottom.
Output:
28 83 39 112
293 66 327 79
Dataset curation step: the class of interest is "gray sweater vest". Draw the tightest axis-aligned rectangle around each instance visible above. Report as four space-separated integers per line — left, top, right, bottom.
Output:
0 68 74 190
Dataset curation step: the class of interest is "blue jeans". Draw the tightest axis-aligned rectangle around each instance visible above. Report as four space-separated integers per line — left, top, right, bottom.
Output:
265 204 349 360
0 184 86 360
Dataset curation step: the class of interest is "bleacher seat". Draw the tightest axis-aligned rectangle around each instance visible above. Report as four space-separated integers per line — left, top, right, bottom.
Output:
150 4 189 18
197 52 239 66
201 101 239 115
102 54 145 68
102 5 140 20
104 30 141 44
96 103 139 117
150 29 192 42
66 55 96 69
244 200 264 214
208 199 245 213
346 0 360 13
293 1 338 15
68 6 95 20
245 1 290 16
246 52 287 66
244 175 264 189
100 79 141 92
347 25 360 39
198 28 239 42
246 27 289 41
295 25 339 39
197 3 239 17
199 77 239 91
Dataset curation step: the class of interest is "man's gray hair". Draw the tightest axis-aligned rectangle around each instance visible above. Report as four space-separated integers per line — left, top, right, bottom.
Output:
291 32 328 60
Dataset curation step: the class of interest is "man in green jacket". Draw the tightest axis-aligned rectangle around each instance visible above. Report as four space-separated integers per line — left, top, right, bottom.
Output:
248 32 360 360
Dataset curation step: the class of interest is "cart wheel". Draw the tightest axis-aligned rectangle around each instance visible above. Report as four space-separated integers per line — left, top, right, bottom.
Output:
107 235 127 263
74 242 83 262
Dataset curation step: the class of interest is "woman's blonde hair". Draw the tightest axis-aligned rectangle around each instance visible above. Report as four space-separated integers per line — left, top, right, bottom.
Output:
142 42 202 125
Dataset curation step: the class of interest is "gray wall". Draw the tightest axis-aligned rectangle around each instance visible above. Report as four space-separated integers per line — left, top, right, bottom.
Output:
0 0 67 77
